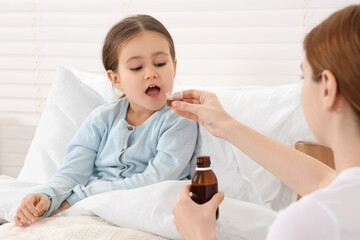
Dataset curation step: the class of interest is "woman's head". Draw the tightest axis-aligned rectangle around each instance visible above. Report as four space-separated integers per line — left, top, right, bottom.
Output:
303 5 360 122
102 15 176 73
103 15 177 113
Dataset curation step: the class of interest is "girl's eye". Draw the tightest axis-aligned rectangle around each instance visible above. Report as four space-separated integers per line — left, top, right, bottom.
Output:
130 66 142 71
155 62 166 67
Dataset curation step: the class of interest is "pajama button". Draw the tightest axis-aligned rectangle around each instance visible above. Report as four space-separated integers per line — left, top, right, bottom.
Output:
128 126 133 131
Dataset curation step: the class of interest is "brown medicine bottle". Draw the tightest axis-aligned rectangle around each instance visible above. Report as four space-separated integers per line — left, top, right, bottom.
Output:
190 156 219 220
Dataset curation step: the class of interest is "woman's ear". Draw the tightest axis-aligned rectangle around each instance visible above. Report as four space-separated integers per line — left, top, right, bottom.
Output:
321 70 338 110
107 70 122 90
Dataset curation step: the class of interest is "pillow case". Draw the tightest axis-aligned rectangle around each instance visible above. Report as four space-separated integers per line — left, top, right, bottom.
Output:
17 67 105 184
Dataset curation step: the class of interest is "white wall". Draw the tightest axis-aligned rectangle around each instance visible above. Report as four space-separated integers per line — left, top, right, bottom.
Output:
0 0 359 177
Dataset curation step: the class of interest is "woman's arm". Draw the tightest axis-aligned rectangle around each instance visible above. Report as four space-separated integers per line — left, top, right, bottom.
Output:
222 117 336 196
173 89 336 196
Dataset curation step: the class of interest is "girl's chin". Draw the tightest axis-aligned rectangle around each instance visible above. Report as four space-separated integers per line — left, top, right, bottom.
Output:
144 100 166 111
152 103 166 111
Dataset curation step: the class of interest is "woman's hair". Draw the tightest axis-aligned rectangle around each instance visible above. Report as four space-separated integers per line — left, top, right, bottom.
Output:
304 4 360 120
102 14 176 72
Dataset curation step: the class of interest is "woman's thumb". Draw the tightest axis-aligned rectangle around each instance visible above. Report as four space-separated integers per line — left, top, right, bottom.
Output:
208 192 225 210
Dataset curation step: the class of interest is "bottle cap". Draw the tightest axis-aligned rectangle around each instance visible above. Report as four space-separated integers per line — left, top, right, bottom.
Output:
197 156 211 167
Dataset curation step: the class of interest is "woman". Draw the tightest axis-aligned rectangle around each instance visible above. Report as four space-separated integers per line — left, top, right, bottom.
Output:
171 4 360 240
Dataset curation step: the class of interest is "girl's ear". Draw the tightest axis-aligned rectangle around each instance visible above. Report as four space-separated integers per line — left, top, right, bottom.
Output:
107 70 122 90
321 70 338 110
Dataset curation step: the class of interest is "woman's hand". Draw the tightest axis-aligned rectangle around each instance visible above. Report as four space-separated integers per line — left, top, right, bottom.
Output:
14 193 50 227
49 200 70 217
172 89 233 138
171 185 224 240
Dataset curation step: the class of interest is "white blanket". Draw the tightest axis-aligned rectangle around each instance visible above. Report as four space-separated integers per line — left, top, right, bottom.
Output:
0 215 168 240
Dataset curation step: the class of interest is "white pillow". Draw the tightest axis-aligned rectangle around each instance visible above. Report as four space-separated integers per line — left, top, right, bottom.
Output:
69 67 121 102
192 84 314 211
17 67 105 184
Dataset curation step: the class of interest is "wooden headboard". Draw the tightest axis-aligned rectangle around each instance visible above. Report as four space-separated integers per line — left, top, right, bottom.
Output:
295 141 335 199
295 141 335 169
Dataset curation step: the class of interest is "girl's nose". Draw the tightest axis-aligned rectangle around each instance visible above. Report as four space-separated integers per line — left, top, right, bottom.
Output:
144 68 158 80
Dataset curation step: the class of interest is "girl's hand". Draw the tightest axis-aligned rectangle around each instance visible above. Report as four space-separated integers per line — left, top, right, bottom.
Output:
172 89 233 138
171 185 224 240
14 193 50 227
49 200 70 217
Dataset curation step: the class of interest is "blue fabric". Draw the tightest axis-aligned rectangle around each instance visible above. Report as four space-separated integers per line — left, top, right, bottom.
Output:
38 97 198 217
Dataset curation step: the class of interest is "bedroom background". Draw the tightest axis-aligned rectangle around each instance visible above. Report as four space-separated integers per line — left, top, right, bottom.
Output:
0 0 359 178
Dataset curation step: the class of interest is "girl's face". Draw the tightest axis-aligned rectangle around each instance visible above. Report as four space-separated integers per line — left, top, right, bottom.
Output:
301 58 325 144
111 30 176 113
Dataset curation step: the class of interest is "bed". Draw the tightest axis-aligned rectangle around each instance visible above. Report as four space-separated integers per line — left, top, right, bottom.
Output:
0 66 328 239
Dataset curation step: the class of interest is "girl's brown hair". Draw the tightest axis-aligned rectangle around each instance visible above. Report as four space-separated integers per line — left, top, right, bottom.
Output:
102 14 176 72
304 4 360 120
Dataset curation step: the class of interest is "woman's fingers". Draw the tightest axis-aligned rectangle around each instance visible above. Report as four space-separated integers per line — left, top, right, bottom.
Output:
206 192 225 211
179 184 191 198
182 89 206 101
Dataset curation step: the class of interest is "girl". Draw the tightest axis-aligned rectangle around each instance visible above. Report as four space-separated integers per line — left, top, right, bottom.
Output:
14 15 198 227
171 4 360 240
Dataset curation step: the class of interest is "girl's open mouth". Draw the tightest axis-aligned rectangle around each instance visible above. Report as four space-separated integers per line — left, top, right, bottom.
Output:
145 85 161 97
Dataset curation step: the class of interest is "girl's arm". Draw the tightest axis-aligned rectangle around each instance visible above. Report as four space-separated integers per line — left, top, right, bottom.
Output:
173 89 337 196
64 116 198 202
36 109 104 217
